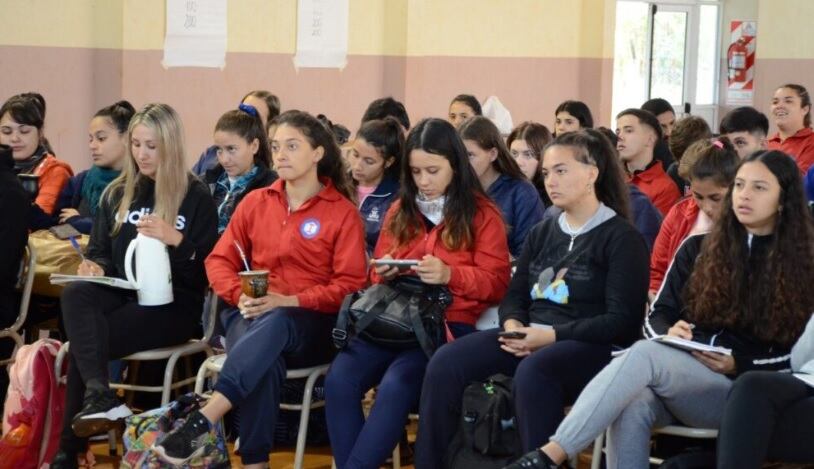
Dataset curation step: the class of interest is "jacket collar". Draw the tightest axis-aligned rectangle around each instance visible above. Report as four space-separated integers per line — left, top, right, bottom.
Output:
769 127 814 143
370 175 399 197
268 176 342 202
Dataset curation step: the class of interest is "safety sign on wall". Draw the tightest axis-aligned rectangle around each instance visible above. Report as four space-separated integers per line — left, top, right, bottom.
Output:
726 20 757 106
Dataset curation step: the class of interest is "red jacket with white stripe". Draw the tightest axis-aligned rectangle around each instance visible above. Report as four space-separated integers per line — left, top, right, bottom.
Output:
649 197 699 292
371 195 512 326
205 178 368 313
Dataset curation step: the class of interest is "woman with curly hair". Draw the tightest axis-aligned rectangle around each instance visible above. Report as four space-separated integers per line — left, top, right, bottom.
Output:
506 150 814 469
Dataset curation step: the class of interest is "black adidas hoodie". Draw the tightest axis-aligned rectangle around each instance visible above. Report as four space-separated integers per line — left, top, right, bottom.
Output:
0 145 29 325
86 175 218 308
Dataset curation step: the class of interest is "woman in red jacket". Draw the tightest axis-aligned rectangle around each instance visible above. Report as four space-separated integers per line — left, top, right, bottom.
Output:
153 111 368 468
325 118 511 469
649 139 739 298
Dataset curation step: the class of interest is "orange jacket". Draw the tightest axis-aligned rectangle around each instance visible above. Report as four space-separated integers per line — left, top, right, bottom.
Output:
629 161 681 216
205 178 368 313
32 154 73 215
371 195 512 325
768 127 814 175
649 197 699 292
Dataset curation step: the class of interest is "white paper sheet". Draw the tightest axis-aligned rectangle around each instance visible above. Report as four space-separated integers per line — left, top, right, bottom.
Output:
163 0 227 69
294 0 349 69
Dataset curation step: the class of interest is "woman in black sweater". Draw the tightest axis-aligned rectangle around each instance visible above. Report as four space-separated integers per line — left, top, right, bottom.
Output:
511 150 814 469
415 130 650 468
51 104 218 469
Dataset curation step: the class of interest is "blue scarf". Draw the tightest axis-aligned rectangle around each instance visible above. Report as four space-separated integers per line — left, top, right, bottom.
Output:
215 165 258 233
81 165 121 216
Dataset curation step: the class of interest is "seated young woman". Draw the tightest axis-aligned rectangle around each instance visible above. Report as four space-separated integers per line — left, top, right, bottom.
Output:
415 129 650 469
325 118 511 469
0 92 73 220
202 105 278 235
649 138 739 299
507 121 553 206
349 116 404 256
447 94 482 129
460 116 545 258
51 103 219 468
510 150 814 469
31 101 135 232
553 100 593 137
152 111 367 468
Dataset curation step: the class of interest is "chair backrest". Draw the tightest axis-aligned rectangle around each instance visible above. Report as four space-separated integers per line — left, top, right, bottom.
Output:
201 289 219 343
11 241 37 332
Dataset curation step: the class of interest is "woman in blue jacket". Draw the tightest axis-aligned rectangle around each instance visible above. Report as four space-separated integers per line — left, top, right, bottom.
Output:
349 117 404 255
460 116 544 257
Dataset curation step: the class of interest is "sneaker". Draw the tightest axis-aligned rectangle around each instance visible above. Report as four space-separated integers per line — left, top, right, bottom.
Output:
71 388 132 438
49 451 79 469
502 449 561 469
152 409 213 465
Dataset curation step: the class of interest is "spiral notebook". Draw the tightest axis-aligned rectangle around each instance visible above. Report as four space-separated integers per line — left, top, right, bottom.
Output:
650 335 732 356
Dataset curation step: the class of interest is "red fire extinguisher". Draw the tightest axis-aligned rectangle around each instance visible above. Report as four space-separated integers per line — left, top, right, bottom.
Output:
728 38 748 83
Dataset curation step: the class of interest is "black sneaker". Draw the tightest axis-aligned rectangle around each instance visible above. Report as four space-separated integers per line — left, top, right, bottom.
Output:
152 410 213 465
49 451 79 469
71 388 132 438
503 449 561 469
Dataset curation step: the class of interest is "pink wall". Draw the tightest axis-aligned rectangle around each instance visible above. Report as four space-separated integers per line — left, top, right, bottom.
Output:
1 45 613 173
754 58 814 135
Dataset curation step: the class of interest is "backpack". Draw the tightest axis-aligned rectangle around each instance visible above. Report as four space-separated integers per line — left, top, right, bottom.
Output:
446 374 522 469
120 393 230 469
0 338 67 468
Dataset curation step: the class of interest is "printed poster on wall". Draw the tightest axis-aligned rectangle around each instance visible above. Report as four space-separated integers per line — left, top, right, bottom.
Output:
163 0 227 69
726 20 757 106
294 0 349 69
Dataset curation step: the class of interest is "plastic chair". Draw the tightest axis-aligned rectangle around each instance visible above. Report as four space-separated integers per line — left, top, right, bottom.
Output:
194 353 330 469
0 241 37 366
590 425 718 469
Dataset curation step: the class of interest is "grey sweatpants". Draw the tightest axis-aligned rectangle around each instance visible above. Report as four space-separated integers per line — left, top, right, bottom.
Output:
550 340 732 469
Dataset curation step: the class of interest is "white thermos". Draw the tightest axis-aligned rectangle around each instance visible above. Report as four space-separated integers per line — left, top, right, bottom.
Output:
124 233 174 306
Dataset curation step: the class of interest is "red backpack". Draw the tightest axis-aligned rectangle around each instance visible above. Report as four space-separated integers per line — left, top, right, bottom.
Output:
0 339 67 468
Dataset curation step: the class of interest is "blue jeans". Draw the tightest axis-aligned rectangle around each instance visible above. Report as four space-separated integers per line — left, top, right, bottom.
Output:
214 307 336 465
325 322 475 469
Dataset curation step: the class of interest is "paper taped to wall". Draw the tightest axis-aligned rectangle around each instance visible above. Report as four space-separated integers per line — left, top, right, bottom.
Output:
294 0 349 69
163 0 227 69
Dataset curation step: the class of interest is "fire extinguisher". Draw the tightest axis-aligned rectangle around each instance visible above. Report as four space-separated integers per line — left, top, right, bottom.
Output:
728 38 748 83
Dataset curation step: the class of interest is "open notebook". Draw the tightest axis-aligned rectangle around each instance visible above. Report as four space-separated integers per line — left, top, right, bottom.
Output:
650 335 732 356
50 273 136 290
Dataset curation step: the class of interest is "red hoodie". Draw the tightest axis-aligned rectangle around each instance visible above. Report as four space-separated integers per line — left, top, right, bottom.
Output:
649 197 699 292
629 160 681 216
371 195 511 325
205 178 367 313
768 127 814 174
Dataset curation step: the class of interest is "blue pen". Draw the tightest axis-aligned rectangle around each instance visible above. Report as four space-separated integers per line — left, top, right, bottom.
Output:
69 236 86 262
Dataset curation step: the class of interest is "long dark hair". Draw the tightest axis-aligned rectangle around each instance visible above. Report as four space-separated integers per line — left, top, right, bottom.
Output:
685 150 814 347
1 92 51 155
215 107 271 168
356 116 405 181
546 129 631 221
387 118 486 250
274 110 353 200
507 121 552 201
555 100 594 129
459 116 526 180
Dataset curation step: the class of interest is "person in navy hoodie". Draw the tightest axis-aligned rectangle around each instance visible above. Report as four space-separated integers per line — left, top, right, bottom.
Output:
349 117 404 255
460 116 544 258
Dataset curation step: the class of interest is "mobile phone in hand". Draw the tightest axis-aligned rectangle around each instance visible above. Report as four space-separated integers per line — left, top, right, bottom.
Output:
497 330 527 339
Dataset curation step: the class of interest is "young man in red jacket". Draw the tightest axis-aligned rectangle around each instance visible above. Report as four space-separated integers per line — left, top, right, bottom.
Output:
616 108 681 216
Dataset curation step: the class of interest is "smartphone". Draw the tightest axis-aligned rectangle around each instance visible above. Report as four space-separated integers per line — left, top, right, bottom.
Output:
497 330 527 339
371 259 420 270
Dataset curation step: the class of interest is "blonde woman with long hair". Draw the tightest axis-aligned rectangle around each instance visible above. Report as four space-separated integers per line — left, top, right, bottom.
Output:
51 103 218 468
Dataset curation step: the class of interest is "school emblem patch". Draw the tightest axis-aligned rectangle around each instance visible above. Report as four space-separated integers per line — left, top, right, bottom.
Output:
300 218 321 239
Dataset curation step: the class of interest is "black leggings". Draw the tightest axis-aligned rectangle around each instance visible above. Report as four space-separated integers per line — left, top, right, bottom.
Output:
58 282 200 453
717 371 814 469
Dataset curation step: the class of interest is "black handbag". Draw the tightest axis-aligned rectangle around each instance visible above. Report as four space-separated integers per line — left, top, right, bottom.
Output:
332 275 453 357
